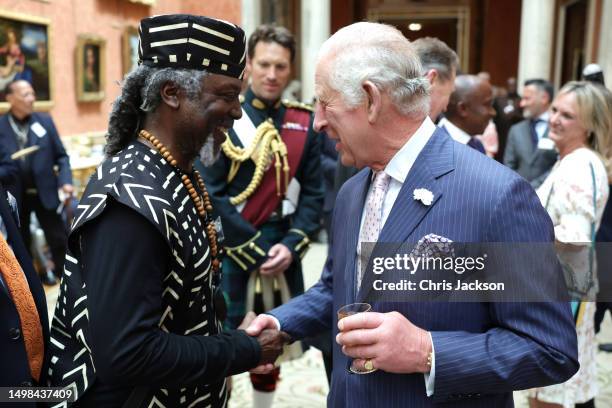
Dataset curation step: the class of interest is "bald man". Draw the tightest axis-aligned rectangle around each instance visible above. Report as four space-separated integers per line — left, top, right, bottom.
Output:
438 75 496 153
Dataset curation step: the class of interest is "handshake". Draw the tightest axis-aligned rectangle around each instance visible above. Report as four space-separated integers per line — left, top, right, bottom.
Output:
239 312 291 373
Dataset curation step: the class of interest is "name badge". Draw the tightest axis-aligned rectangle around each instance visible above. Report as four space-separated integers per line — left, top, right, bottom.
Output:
537 138 555 150
30 122 47 138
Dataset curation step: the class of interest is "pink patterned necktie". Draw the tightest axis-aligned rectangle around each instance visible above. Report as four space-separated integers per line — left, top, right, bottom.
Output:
357 170 391 289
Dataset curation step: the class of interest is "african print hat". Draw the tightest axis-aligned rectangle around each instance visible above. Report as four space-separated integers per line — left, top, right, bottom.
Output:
138 14 247 79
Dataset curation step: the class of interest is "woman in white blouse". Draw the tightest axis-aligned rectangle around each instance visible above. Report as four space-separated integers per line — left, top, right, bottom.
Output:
530 82 612 408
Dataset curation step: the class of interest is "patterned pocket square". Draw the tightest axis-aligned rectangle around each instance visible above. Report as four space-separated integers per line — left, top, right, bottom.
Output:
409 233 454 259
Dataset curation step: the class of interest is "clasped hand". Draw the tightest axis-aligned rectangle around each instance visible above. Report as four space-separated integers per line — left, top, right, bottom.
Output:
260 244 292 276
336 311 433 374
239 312 290 373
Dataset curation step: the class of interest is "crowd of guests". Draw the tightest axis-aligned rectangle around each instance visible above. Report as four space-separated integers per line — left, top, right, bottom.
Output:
0 12 611 408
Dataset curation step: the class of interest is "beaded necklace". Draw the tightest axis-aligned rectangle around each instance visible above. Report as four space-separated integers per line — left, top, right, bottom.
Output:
139 129 221 273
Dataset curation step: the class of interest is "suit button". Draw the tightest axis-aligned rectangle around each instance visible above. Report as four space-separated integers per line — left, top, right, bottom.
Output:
9 327 21 340
20 381 32 387
475 393 482 398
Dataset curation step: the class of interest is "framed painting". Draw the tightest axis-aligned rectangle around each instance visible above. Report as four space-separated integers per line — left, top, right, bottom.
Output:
122 25 139 76
0 10 52 111
76 35 105 102
128 0 156 5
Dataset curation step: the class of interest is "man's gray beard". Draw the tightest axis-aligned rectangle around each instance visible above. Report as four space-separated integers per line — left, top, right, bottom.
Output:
199 135 220 166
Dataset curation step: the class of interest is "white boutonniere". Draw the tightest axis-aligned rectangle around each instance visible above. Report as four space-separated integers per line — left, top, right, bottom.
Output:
413 188 434 206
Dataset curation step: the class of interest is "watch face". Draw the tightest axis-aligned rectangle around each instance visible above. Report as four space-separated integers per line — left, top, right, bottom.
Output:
213 216 225 244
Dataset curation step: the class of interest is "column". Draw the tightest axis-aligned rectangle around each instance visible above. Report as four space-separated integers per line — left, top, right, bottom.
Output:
301 0 330 103
517 0 555 86
241 0 262 40
598 0 612 88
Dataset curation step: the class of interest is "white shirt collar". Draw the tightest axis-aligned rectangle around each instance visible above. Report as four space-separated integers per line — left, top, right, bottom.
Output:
438 117 471 144
537 111 550 122
384 116 436 184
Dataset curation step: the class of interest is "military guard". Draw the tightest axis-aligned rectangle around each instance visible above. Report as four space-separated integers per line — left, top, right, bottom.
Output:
199 24 323 407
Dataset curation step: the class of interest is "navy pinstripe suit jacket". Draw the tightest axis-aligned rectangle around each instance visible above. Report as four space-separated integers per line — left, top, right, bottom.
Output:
271 127 578 407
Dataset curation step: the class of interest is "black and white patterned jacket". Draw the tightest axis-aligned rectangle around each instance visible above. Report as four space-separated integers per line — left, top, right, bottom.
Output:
48 142 228 407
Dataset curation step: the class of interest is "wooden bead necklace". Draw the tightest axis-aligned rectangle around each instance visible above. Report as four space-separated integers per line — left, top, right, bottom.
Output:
139 129 221 273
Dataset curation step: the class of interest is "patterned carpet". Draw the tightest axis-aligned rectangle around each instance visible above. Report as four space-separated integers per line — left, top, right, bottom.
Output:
45 242 612 407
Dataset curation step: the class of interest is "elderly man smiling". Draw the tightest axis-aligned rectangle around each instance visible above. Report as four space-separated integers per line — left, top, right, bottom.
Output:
248 21 578 407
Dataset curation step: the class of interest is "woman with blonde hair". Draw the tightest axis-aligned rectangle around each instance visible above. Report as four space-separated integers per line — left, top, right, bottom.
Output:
530 81 612 408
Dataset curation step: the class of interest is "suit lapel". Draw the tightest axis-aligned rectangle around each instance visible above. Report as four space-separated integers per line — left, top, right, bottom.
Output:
528 125 550 164
27 117 40 147
343 169 370 303
521 121 538 159
379 162 442 243
357 129 455 302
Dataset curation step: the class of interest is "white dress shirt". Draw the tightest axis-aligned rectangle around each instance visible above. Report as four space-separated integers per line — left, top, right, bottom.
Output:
438 117 471 144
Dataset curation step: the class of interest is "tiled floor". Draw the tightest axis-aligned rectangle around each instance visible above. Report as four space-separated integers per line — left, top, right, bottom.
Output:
45 243 612 407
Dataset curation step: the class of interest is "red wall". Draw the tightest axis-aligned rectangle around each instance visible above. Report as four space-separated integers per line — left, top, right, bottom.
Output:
0 0 240 137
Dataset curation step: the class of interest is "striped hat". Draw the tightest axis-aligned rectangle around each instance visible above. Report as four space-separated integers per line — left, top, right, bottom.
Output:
138 14 246 79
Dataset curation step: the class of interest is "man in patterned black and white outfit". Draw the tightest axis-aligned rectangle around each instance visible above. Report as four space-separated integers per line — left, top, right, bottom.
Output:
46 14 287 407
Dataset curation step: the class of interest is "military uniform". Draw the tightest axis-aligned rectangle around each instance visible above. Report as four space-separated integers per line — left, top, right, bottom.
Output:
199 87 324 329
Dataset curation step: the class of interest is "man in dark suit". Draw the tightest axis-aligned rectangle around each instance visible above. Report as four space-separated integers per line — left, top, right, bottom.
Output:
0 79 73 285
0 182 49 401
247 22 578 407
503 79 557 188
438 75 495 154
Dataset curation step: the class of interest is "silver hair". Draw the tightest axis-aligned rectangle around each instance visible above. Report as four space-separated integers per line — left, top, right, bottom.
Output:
317 22 430 117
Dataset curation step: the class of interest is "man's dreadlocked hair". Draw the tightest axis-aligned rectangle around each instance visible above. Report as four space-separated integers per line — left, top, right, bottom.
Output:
105 65 208 156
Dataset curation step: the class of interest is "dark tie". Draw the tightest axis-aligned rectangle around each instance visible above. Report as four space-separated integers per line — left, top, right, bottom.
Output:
530 119 543 147
467 137 486 154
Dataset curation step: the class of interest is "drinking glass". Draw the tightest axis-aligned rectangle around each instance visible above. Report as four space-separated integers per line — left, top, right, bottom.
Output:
337 302 377 374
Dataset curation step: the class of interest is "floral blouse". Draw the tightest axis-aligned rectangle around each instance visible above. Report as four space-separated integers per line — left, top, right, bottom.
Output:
537 147 609 243
537 147 609 297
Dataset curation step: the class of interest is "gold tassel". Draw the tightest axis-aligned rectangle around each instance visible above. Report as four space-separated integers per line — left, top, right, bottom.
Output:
271 139 282 197
223 120 292 204
227 160 241 184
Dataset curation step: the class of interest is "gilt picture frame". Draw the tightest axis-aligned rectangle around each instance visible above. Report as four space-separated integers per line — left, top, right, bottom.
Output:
76 35 105 102
0 10 52 111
